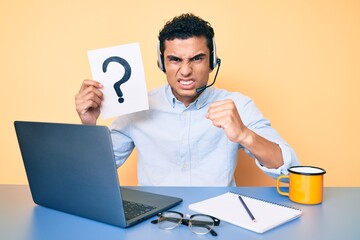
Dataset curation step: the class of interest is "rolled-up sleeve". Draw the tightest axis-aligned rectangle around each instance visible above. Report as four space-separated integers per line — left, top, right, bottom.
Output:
110 116 135 168
252 141 299 179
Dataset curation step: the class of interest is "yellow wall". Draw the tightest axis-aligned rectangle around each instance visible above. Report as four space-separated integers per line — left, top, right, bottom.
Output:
1 0 359 186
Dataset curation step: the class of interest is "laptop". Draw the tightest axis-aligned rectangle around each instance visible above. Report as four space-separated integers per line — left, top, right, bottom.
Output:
14 121 182 228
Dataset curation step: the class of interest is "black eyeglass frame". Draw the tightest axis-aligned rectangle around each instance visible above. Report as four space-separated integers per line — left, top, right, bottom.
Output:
151 210 220 236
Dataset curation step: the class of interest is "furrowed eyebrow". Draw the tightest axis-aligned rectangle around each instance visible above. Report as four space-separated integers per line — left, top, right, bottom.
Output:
166 53 207 62
167 55 181 61
190 53 206 61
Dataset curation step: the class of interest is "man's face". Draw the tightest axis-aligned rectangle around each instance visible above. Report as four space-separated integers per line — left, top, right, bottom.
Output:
163 36 212 106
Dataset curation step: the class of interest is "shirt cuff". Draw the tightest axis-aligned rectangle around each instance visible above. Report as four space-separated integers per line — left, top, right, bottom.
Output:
250 141 298 179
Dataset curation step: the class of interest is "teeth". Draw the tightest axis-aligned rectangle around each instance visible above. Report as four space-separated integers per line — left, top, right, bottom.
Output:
180 80 193 85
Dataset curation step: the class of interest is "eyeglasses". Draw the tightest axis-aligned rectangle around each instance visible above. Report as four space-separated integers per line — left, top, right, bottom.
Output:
151 211 220 236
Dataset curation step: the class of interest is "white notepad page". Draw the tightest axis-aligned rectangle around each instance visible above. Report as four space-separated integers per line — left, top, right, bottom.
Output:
189 192 302 233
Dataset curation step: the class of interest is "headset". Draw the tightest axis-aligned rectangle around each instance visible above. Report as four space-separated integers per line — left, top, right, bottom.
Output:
157 37 219 72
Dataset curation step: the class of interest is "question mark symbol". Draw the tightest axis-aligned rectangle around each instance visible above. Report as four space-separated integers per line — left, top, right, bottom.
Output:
102 56 132 103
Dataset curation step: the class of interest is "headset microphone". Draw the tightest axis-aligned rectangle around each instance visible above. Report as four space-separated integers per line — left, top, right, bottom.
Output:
196 58 221 93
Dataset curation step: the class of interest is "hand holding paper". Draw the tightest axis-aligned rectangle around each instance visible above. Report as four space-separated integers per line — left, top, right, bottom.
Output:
87 43 149 119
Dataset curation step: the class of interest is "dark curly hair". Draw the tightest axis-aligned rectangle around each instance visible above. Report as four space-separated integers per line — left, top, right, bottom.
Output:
158 13 215 56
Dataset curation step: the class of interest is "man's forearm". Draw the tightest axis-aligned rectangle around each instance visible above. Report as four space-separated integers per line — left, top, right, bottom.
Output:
239 129 284 169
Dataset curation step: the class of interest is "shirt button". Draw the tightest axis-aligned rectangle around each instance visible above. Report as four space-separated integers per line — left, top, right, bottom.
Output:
182 163 188 169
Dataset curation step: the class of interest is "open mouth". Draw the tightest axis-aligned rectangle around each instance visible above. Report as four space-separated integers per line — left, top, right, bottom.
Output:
179 79 195 89
180 80 193 85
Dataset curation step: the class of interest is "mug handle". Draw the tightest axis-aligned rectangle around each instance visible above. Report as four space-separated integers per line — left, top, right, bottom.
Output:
276 175 289 196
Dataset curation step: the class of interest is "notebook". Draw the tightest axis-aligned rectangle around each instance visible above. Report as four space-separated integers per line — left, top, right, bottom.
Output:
189 191 302 233
14 121 182 228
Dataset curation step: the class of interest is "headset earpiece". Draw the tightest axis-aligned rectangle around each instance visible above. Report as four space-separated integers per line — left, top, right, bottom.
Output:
210 38 218 70
157 41 165 72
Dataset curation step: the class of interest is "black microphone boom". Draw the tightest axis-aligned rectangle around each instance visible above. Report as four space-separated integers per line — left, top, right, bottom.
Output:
196 59 221 93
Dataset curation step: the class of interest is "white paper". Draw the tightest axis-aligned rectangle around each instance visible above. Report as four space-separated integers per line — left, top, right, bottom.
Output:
189 192 302 233
87 43 149 119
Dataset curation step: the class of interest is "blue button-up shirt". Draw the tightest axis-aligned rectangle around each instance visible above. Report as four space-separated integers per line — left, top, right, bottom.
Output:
110 85 299 186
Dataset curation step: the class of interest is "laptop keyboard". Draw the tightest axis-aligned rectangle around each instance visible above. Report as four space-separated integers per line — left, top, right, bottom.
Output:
123 200 156 220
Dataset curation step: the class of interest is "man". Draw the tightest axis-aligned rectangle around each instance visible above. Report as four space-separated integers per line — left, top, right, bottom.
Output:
75 13 299 186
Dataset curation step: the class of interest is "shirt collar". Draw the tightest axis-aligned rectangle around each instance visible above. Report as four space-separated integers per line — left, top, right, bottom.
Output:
165 85 214 110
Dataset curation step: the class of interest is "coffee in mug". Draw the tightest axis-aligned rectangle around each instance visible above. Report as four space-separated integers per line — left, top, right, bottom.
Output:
276 166 326 204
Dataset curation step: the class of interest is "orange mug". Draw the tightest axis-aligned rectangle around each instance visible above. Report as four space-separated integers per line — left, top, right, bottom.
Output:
276 166 326 204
